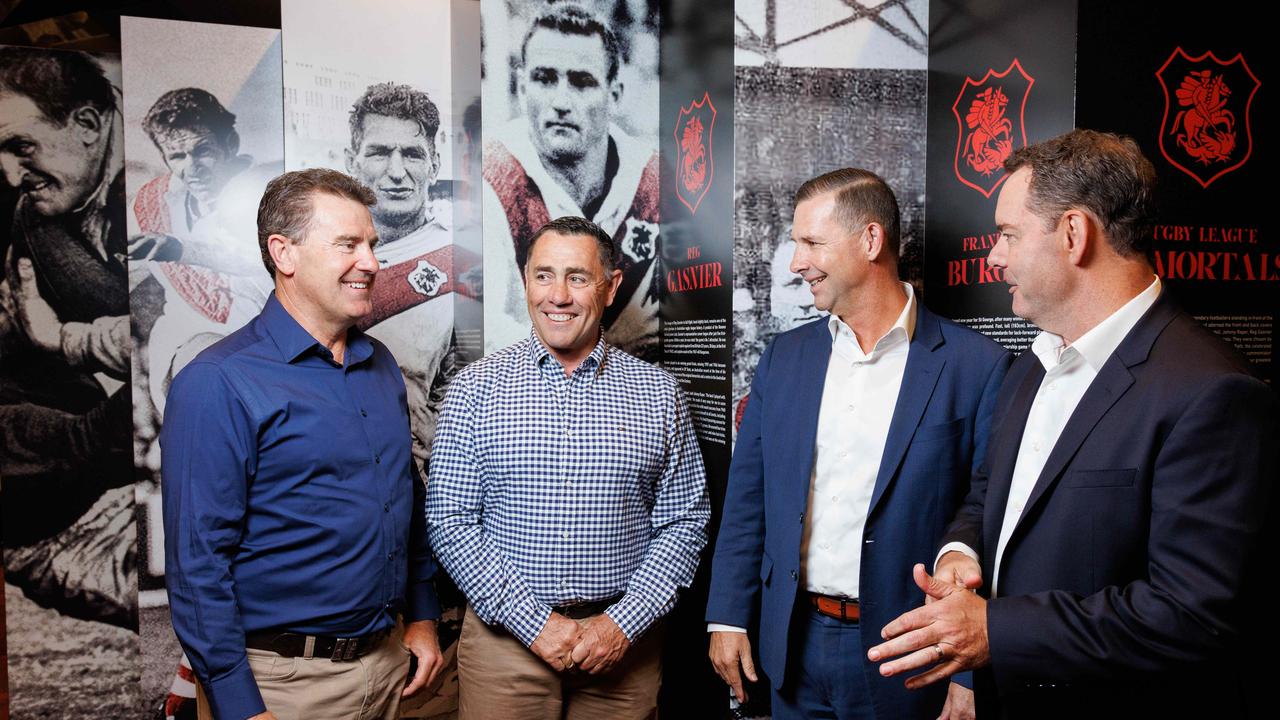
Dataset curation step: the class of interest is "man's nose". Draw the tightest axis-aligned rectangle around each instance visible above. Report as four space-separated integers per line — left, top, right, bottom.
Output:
387 150 406 180
987 236 1008 268
789 245 807 275
0 154 26 189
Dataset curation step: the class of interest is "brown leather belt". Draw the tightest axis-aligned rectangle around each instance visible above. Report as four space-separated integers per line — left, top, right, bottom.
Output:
245 629 389 661
808 593 860 621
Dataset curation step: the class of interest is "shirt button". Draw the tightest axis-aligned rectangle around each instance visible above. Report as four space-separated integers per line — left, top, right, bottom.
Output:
562 531 570 539
360 409 368 417
790 570 798 581
832 495 839 503
799 513 805 523
375 455 381 463
383 503 390 512
386 552 394 560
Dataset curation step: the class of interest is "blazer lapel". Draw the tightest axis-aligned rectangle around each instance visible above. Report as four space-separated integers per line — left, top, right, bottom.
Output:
867 306 943 518
982 362 1043 569
781 320 834 511
1010 291 1179 540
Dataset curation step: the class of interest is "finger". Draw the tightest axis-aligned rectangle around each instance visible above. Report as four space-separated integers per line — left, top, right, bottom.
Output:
731 675 746 704
570 641 589 665
916 563 961 601
880 643 948 678
423 654 444 688
904 660 962 690
870 626 941 668
877 606 931 643
401 654 429 697
740 649 758 683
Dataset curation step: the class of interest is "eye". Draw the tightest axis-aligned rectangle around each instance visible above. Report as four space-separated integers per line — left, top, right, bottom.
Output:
567 71 600 90
531 68 557 86
568 274 591 288
533 271 553 284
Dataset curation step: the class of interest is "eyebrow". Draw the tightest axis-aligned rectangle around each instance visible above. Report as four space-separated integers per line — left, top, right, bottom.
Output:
333 234 378 247
531 264 593 275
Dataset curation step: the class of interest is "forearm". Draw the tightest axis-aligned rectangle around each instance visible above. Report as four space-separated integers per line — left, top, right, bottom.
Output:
61 314 129 378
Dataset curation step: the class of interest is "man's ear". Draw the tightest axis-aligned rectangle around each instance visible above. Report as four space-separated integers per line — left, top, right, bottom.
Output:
69 105 105 146
863 222 888 263
609 78 623 106
268 234 297 277
1061 209 1093 267
603 268 623 307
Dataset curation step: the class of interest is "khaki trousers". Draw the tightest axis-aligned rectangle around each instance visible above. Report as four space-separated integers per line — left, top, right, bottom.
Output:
196 632 410 720
457 606 662 720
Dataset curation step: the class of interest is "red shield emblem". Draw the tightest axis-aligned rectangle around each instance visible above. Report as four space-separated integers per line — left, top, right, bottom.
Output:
674 91 716 215
1156 48 1259 188
952 59 1034 198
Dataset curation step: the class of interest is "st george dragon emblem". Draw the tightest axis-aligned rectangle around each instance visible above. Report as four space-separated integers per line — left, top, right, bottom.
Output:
674 91 716 215
952 59 1034 198
1156 48 1259 188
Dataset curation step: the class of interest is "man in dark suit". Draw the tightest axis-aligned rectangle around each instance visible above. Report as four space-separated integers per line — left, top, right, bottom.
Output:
869 129 1275 718
707 168 1011 719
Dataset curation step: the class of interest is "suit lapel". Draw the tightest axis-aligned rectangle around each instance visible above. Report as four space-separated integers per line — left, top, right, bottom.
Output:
783 320 834 511
1009 291 1180 543
983 362 1043 570
867 306 943 518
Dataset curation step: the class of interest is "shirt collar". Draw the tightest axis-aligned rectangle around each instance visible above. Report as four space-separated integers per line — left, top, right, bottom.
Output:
827 281 917 353
1031 276 1162 372
261 292 373 366
528 328 608 375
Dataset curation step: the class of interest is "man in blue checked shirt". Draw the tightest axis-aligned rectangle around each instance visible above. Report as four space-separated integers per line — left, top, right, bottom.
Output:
428 216 710 720
162 168 443 720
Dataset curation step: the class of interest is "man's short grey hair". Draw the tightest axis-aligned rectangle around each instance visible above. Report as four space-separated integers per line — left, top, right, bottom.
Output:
257 169 375 277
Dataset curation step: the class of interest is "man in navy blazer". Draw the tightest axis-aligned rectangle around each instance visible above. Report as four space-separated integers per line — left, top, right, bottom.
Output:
707 168 1010 719
869 130 1275 718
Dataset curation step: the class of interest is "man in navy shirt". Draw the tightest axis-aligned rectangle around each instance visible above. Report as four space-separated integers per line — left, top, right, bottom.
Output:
162 168 443 720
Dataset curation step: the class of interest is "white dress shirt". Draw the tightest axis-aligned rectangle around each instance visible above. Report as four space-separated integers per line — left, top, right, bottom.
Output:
711 283 916 633
938 277 1161 596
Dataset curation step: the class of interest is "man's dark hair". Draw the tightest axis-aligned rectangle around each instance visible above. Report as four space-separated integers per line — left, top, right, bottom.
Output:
526 215 618 275
0 46 115 124
142 88 238 149
795 168 902 257
520 3 621 81
257 169 376 277
349 82 440 154
1003 129 1157 257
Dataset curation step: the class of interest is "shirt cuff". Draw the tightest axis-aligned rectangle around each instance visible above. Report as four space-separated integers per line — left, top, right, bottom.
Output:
504 595 553 648
707 623 747 633
406 579 442 623
935 542 980 571
204 657 266 720
604 592 659 642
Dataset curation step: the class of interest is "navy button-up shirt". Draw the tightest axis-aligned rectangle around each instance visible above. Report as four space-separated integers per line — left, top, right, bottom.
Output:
161 294 439 720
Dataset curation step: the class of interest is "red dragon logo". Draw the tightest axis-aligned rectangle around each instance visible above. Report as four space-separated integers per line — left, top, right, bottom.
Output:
952 59 1034 198
1157 48 1259 188
674 91 716 215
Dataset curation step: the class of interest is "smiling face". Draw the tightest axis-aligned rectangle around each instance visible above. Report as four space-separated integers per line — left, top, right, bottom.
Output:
346 113 437 233
524 230 621 370
520 28 618 167
155 126 237 206
990 167 1072 332
788 193 869 324
0 92 105 217
276 192 380 337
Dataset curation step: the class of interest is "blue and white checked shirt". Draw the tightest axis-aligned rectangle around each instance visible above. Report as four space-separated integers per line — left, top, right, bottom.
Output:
427 332 710 645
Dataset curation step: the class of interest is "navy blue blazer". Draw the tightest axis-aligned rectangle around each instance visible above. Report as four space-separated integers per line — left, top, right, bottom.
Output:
942 291 1276 718
707 303 1010 718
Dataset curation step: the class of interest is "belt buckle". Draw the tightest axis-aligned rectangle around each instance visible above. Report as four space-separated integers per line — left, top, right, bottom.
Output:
331 637 358 662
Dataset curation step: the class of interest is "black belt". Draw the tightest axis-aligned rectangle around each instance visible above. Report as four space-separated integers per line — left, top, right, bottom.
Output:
551 594 623 620
244 629 389 662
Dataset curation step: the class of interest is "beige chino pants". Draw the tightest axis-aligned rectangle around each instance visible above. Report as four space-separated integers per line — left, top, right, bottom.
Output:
457 605 662 720
196 632 410 720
